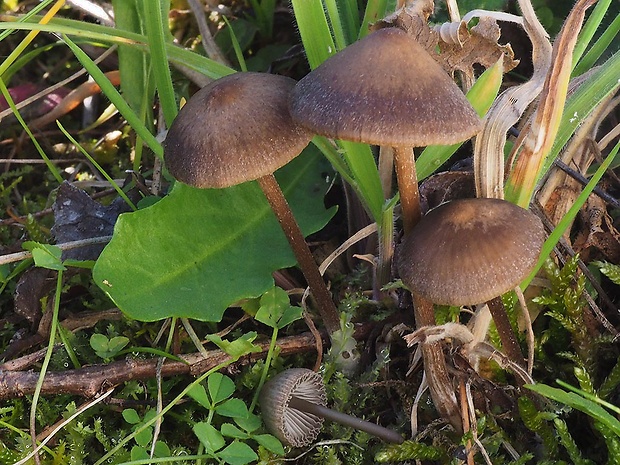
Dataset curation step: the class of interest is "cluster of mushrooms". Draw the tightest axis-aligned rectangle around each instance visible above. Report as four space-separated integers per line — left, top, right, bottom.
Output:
164 26 545 445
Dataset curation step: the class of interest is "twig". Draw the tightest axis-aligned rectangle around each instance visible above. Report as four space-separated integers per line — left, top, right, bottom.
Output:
0 236 112 266
0 332 323 400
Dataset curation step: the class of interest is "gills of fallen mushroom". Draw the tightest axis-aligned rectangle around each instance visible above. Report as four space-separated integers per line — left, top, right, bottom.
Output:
164 72 341 335
259 368 404 447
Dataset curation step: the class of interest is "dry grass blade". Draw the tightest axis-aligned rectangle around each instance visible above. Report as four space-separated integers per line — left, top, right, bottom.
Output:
474 0 552 199
505 0 599 207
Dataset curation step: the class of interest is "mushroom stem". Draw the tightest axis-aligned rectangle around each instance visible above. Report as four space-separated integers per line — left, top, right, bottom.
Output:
257 174 341 335
486 296 526 369
288 396 404 444
393 146 422 235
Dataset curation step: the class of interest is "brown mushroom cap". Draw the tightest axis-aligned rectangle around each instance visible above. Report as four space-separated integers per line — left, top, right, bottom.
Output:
289 27 481 147
398 198 545 306
259 368 326 447
164 72 313 188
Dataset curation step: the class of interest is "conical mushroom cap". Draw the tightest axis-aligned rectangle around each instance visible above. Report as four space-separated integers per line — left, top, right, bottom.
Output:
289 27 481 147
398 198 545 306
260 368 326 447
164 72 313 188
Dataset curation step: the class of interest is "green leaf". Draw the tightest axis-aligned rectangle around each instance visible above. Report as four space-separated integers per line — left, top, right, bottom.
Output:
592 261 620 285
253 433 284 455
254 286 303 329
93 147 336 322
206 332 261 360
215 398 249 418
527 384 620 436
220 423 249 439
89 333 109 353
187 384 212 410
111 0 152 117
122 409 141 425
23 242 65 271
208 373 236 405
234 412 262 433
217 441 258 465
193 422 225 453
89 334 129 359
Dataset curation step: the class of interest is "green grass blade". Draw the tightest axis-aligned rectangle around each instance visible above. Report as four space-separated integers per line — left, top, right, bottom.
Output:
290 0 336 69
338 141 384 222
573 12 620 76
416 59 503 180
572 0 612 69
0 79 64 184
359 0 389 38
324 0 348 50
142 0 177 126
62 34 164 160
338 0 360 43
541 49 620 178
0 0 52 42
0 19 235 78
57 121 137 211
527 383 620 437
222 16 247 72
522 138 619 288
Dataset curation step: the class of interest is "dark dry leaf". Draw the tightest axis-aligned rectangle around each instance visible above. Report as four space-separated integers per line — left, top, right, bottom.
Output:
375 8 518 82
51 182 132 261
573 195 620 264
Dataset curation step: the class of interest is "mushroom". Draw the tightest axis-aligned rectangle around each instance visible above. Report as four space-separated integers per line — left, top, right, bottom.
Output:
289 27 481 235
397 197 546 367
260 368 404 447
164 72 340 335
289 27 481 429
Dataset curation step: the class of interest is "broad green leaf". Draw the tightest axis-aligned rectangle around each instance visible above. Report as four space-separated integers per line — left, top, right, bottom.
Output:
217 441 258 465
193 422 225 453
93 148 336 322
208 373 235 405
253 433 284 456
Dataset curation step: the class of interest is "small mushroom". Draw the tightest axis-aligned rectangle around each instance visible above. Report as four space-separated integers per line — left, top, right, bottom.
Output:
398 198 546 366
260 368 404 447
164 72 341 335
289 27 481 234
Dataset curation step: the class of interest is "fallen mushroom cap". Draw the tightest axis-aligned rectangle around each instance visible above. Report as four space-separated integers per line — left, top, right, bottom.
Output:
289 27 481 147
164 72 313 188
259 368 326 447
398 198 546 306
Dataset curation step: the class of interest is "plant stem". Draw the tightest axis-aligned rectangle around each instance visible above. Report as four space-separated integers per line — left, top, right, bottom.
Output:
288 396 403 444
412 292 462 433
393 146 421 235
257 174 341 335
486 296 526 369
